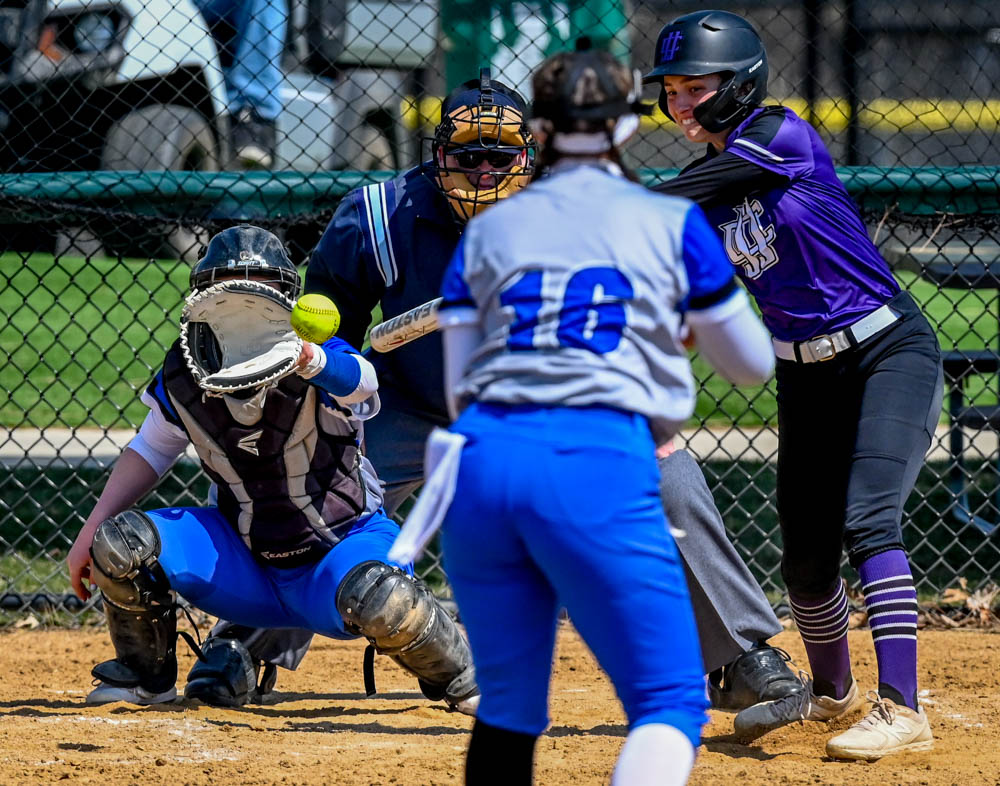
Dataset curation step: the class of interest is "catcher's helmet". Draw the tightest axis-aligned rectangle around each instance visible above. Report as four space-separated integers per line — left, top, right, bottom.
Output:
429 68 535 222
190 225 301 299
642 10 767 133
531 40 648 153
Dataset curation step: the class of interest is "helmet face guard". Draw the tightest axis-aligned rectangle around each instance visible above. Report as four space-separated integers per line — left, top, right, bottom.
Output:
190 224 301 300
642 10 768 134
429 69 535 222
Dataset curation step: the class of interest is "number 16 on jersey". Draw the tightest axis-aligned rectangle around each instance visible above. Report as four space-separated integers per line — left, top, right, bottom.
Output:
500 266 634 353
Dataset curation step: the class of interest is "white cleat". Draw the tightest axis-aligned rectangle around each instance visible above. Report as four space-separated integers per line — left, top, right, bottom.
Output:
734 671 861 742
449 693 480 717
826 692 934 761
86 682 178 706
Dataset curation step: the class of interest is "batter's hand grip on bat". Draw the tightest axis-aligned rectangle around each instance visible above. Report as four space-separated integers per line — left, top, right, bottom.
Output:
369 298 442 352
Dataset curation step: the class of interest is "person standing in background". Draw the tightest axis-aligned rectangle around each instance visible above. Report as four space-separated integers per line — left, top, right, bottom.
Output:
194 0 287 168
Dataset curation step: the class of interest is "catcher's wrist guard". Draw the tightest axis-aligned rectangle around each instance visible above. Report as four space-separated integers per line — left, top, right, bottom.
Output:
180 280 303 394
297 343 327 379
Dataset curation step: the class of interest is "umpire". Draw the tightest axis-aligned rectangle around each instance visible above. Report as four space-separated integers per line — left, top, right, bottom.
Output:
191 68 801 714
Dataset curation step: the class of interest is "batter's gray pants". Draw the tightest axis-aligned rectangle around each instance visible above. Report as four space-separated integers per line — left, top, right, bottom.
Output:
211 410 780 675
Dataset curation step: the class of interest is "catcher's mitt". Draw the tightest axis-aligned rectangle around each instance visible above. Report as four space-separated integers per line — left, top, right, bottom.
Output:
180 280 303 393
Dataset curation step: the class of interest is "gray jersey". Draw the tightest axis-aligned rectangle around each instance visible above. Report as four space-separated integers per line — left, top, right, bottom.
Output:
438 161 739 444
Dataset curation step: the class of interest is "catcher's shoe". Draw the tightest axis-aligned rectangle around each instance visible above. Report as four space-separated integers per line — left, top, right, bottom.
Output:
184 637 276 708
86 658 177 706
825 692 934 761
449 692 480 717
734 671 861 742
709 642 804 711
86 682 177 706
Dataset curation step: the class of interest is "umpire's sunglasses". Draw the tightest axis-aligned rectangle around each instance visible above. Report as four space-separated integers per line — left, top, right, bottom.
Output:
452 148 518 169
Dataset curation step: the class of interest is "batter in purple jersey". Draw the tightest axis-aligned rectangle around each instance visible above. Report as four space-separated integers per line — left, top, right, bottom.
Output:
697 105 900 342
646 9 943 762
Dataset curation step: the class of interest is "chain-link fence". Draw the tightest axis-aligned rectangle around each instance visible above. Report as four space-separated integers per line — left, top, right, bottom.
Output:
2 0 1000 622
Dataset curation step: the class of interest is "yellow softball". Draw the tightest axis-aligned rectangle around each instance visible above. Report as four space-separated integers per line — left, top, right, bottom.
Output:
291 294 341 343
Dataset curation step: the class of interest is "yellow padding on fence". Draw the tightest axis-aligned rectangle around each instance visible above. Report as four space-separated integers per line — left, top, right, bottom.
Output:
401 95 1000 135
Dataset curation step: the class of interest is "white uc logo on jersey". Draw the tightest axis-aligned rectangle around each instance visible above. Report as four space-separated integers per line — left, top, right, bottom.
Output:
720 198 778 280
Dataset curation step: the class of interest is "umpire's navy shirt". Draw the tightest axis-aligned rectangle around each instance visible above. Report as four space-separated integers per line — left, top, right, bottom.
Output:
306 165 460 419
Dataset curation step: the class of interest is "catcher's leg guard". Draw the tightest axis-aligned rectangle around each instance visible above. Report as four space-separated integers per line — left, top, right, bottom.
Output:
336 561 478 707
89 510 177 695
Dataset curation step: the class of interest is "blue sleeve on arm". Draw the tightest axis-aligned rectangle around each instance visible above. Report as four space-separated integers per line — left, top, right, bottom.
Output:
304 191 384 350
145 368 180 424
309 352 363 397
307 336 363 397
320 335 360 356
681 204 738 311
440 238 475 308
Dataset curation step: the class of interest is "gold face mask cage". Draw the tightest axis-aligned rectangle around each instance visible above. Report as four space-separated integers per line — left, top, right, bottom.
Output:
431 89 535 222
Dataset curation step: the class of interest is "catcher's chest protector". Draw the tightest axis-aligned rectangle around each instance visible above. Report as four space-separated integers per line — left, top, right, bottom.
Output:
162 343 367 567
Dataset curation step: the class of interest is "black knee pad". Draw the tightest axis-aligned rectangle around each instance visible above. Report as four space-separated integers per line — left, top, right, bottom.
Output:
336 561 476 704
90 510 176 693
91 510 171 610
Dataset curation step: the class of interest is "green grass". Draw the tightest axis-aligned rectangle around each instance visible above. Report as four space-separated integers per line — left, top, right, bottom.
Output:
706 457 1000 594
1 253 191 428
0 463 213 622
690 270 1000 426
0 551 71 595
2 255 998 429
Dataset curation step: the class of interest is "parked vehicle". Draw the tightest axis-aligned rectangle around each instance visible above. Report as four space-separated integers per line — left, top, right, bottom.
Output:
0 0 437 257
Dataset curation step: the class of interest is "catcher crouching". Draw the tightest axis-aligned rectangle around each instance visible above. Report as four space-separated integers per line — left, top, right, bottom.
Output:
65 225 479 714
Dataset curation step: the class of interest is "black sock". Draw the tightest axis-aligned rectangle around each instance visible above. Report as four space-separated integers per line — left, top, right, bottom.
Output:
466 719 537 786
878 681 914 710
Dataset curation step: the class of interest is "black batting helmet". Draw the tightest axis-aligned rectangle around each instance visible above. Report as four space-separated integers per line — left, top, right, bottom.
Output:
642 10 768 133
190 225 301 299
429 68 535 222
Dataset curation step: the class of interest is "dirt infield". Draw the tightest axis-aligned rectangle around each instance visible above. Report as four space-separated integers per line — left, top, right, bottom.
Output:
0 626 997 785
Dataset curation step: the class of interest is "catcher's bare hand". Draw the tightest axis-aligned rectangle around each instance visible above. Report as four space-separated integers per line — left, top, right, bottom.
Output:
67 525 97 601
296 341 314 371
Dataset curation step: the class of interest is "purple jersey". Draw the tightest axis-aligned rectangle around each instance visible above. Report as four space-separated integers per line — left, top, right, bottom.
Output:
695 106 899 342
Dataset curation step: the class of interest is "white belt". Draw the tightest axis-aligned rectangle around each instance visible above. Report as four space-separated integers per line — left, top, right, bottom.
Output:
772 304 900 363
387 428 466 565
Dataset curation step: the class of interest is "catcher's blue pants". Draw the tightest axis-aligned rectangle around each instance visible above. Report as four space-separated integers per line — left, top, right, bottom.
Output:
148 507 403 640
441 403 708 745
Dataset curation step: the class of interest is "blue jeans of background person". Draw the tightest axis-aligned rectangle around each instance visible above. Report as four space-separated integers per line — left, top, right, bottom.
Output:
441 403 708 745
149 506 404 639
192 0 287 120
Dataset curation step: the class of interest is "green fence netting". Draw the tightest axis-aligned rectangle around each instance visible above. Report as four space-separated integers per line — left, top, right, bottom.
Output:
2 0 1000 621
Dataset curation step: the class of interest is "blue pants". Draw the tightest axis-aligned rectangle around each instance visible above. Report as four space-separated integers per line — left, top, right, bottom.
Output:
441 403 708 746
192 0 287 120
150 507 402 640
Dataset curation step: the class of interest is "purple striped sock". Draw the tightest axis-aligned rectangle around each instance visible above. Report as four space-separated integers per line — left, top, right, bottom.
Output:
789 582 853 699
858 549 919 710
